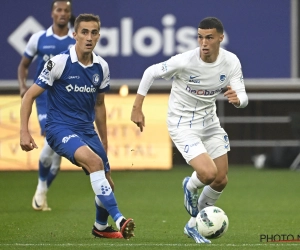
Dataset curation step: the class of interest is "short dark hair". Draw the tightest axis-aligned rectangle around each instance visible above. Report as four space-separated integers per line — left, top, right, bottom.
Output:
198 17 224 34
51 0 72 10
74 14 101 32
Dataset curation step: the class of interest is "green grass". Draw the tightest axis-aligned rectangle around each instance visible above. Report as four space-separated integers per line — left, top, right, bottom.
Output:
0 166 300 249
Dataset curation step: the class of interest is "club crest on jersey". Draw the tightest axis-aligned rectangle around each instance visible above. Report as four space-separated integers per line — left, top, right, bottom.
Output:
161 62 168 72
92 74 100 86
46 60 55 71
219 74 226 82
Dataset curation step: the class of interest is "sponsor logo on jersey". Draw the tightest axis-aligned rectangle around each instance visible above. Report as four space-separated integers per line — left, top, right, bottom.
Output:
38 68 50 82
38 114 47 121
224 135 229 142
43 45 56 49
68 76 80 79
184 145 189 153
65 84 97 93
189 75 200 84
62 134 79 143
219 74 226 82
46 60 55 71
185 85 223 96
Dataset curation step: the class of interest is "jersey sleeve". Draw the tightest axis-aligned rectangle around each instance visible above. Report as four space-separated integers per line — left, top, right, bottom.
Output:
23 30 45 59
35 54 68 89
229 59 248 108
97 56 110 93
137 53 184 96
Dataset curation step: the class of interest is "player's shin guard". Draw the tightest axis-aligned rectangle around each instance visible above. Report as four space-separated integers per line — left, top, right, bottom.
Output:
90 171 122 222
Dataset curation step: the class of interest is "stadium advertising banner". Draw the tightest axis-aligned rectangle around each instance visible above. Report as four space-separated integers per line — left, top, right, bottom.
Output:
1 0 290 80
0 95 172 171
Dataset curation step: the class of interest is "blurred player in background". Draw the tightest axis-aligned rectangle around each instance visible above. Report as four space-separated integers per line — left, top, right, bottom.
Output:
20 13 135 240
131 17 248 244
17 0 75 211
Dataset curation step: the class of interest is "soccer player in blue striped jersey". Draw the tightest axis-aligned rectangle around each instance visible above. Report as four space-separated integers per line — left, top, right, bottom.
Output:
20 13 135 239
18 0 75 211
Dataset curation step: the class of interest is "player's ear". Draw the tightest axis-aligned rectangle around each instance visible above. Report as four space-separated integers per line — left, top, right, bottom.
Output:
73 32 77 40
219 34 224 43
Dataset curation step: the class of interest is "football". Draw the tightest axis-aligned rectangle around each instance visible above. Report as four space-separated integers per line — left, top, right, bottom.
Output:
195 206 229 239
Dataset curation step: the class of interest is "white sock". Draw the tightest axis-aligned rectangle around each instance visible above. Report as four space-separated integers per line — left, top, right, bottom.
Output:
188 217 197 228
94 221 108 230
116 216 125 230
198 185 222 211
187 171 205 192
37 179 47 192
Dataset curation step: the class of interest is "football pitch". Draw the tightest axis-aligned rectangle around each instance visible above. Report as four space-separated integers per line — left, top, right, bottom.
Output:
0 165 299 250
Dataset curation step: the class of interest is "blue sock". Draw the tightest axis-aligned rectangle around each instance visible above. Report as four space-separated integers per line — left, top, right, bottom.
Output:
95 199 109 225
90 171 122 222
39 161 51 181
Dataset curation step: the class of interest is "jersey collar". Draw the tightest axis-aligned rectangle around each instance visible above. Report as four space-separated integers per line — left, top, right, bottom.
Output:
70 45 101 64
46 26 73 38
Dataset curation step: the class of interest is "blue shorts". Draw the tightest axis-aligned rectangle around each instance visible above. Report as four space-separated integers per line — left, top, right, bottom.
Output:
46 126 110 174
35 91 47 135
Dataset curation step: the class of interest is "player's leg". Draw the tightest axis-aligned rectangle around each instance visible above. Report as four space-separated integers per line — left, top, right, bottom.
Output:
92 171 123 239
32 137 54 211
75 146 135 239
197 133 230 211
169 127 212 244
33 95 53 211
47 152 61 188
47 129 135 239
198 154 228 211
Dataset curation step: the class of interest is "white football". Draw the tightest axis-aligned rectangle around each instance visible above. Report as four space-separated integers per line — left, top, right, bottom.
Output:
196 206 229 239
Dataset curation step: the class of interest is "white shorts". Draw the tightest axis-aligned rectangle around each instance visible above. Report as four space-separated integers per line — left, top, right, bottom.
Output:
168 126 230 164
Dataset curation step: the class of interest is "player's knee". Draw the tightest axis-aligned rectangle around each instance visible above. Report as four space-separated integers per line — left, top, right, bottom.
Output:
87 157 105 172
199 167 218 185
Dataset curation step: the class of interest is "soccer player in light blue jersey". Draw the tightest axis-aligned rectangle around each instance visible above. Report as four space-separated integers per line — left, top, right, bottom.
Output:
131 17 248 243
20 13 135 240
18 0 75 211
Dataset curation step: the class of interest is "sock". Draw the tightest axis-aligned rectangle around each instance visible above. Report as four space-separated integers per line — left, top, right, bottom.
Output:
47 153 61 188
187 171 205 192
38 138 54 182
37 179 47 193
94 196 110 229
198 185 222 211
90 171 122 223
188 217 197 228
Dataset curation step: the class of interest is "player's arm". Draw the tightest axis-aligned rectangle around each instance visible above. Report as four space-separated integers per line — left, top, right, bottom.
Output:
20 84 45 151
223 61 248 108
18 56 33 97
95 92 108 153
131 55 183 132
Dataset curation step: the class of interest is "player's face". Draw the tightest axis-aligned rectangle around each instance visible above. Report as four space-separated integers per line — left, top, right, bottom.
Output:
198 28 224 63
52 1 71 27
73 21 100 53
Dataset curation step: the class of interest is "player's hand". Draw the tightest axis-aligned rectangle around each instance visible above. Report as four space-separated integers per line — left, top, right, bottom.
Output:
20 86 29 98
224 86 240 106
20 130 38 151
131 107 145 132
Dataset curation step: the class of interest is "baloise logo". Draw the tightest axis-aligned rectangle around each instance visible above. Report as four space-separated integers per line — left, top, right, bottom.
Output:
65 84 97 93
